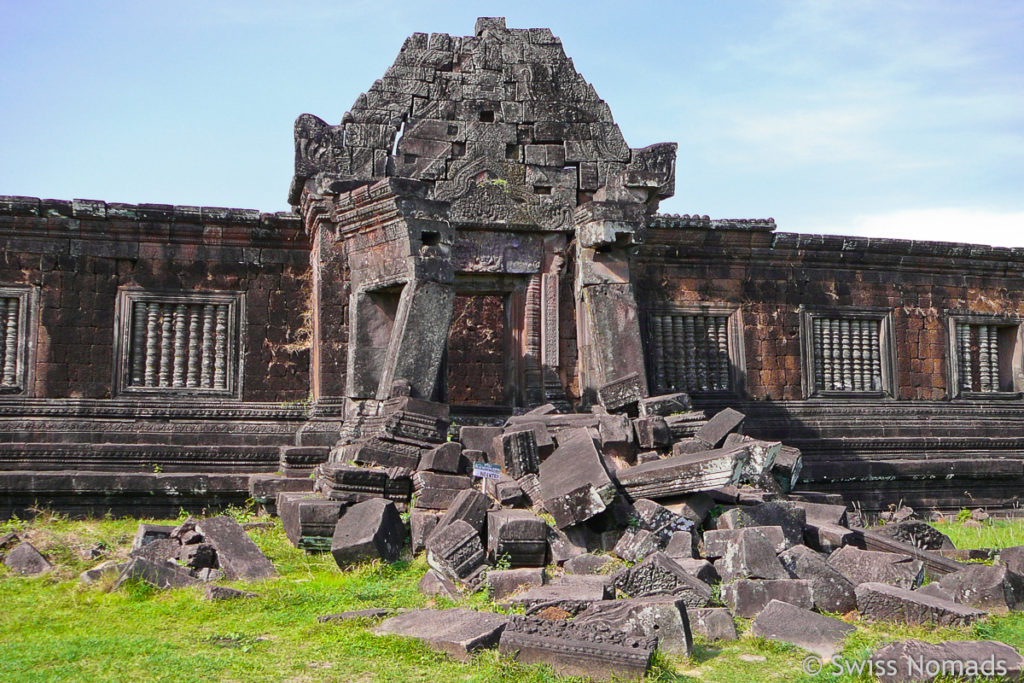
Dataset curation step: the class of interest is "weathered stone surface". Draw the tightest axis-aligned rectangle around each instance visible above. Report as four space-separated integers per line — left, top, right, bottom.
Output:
937 564 1024 613
914 581 956 602
425 519 485 584
113 557 198 590
205 585 259 601
419 568 461 600
689 607 738 641
180 542 218 570
638 393 691 418
875 520 955 551
596 372 646 413
278 492 347 551
714 528 789 583
632 417 672 451
869 639 1024 683
487 567 545 600
999 545 1024 576
705 526 787 557
539 428 615 528
804 521 856 554
487 509 546 566
195 516 277 580
616 446 748 500
3 541 52 575
546 525 589 564
80 560 127 584
339 438 422 470
411 472 473 510
494 429 539 479
664 530 697 560
576 596 693 656
856 582 986 626
418 442 463 473
375 608 508 662
501 578 613 615
331 497 405 567
676 558 720 585
513 422 555 460
722 579 814 618
564 553 616 575
615 552 713 606
750 600 855 659
778 544 857 614
789 500 848 527
130 537 181 565
828 545 924 590
694 408 745 448
631 498 694 544
131 523 176 552
458 426 502 461
409 511 440 554
613 529 660 563
434 488 490 538
498 615 655 681
318 607 396 623
771 445 802 492
717 501 806 549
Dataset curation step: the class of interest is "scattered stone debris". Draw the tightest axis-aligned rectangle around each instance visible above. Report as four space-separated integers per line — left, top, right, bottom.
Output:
3 541 52 575
374 609 508 662
205 585 259 601
318 608 396 623
750 600 855 659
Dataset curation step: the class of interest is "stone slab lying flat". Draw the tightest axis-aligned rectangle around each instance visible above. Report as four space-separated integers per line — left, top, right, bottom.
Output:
616 446 748 500
778 544 857 614
576 596 694 656
113 557 199 590
869 639 1024 683
486 568 545 601
828 545 924 590
937 564 1024 613
374 608 508 662
614 552 713 607
722 579 814 618
750 600 855 659
499 614 656 682
196 516 277 580
500 578 612 615
318 608 396 623
856 582 987 627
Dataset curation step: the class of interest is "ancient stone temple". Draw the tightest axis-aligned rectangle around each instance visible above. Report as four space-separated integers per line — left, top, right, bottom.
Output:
1 18 1023 517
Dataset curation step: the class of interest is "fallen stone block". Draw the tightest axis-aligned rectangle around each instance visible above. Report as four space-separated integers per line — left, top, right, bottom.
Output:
539 428 616 528
193 568 224 582
789 500 848 527
999 545 1024 576
771 446 802 492
130 537 182 565
851 527 965 578
487 510 547 567
564 553 616 575
493 479 527 507
612 529 660 563
494 429 539 479
723 434 781 486
409 511 440 554
425 520 486 585
131 523 176 552
487 567 545 600
411 472 473 510
631 498 694 543
80 560 128 584
717 501 806 549
597 414 635 460
637 450 661 464
512 421 555 460
689 607 738 641
750 600 855 659
280 445 331 477
419 568 461 600
664 530 697 560
180 543 218 570
828 545 924 590
317 463 412 505
498 614 655 681
113 557 198 590
596 372 646 413
915 582 956 602
248 475 314 514
633 416 672 450
318 608 395 623
331 498 405 567
673 438 709 455
714 528 789 582
639 393 691 417
856 582 987 626
616 446 748 500
3 541 52 575
501 579 613 615
869 639 1024 683
516 473 544 509
875 520 955 551
614 552 713 607
722 579 814 618
196 516 277 580
205 586 259 601
434 488 489 538
705 526 787 557
336 437 422 470
545 525 589 564
576 596 693 656
375 608 508 662
278 492 347 551
694 408 745 448
458 426 502 461
418 442 464 474
676 558 720 585
804 521 856 554
937 564 1024 613
778 544 857 614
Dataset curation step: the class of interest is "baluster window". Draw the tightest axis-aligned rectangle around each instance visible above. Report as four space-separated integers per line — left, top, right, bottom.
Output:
645 307 743 394
0 286 36 394
947 312 1022 398
800 308 895 398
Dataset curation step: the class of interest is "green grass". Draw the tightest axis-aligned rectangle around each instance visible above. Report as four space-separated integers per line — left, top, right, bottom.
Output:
932 516 1024 551
1 512 1023 682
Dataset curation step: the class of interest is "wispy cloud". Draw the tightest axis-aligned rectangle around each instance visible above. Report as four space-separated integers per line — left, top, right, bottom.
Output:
802 208 1024 248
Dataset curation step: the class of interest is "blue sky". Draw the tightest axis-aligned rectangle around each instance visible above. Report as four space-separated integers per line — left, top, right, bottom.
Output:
1 1 1022 246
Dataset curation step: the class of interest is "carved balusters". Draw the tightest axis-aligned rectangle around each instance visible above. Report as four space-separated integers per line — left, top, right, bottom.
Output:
213 305 228 389
682 315 695 392
171 304 187 387
129 301 146 386
814 317 883 393
812 318 824 393
186 305 201 387
869 322 882 391
201 304 215 387
956 323 971 392
650 315 665 393
144 303 160 386
716 316 729 390
1 298 18 386
979 324 991 392
851 320 863 391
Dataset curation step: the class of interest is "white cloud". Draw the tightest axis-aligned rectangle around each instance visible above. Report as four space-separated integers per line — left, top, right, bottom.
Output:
801 208 1024 248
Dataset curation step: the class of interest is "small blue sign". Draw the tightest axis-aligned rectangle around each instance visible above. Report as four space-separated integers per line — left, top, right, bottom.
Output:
472 463 502 480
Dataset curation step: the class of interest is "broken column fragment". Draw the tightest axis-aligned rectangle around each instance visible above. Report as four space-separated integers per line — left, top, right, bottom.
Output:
539 428 616 528
615 446 748 500
493 429 540 479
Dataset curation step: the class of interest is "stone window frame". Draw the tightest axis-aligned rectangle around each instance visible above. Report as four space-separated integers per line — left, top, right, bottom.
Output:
0 284 39 397
642 303 747 397
798 306 897 399
945 310 1024 400
112 288 245 399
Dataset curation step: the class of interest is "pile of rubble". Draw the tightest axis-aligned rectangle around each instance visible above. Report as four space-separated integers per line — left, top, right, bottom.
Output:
265 392 1024 680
